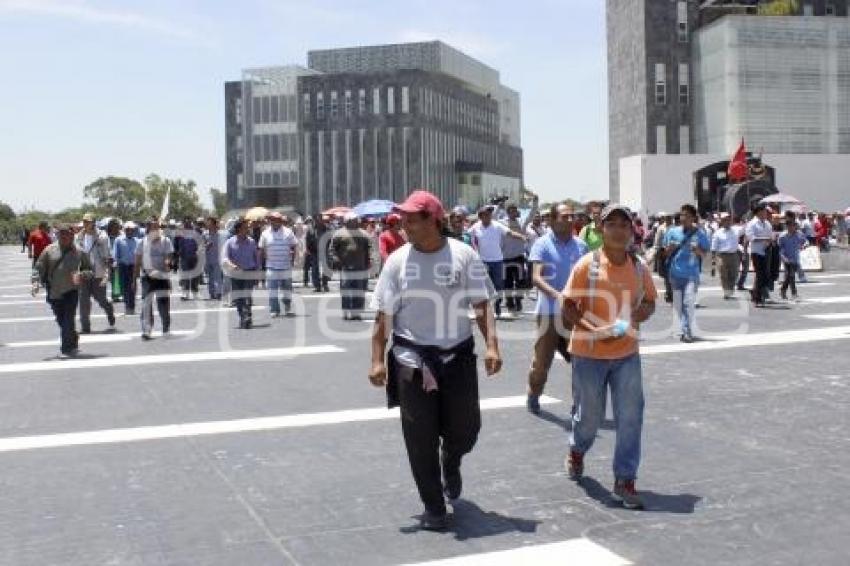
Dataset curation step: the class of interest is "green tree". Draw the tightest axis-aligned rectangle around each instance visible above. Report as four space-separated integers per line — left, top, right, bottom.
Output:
0 201 15 222
758 0 799 16
83 176 147 220
209 187 228 218
144 174 203 221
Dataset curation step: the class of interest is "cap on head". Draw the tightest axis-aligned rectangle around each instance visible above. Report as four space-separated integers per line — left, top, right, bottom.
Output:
124 221 137 230
268 211 284 221
82 213 94 222
386 213 401 226
600 203 633 224
394 190 445 219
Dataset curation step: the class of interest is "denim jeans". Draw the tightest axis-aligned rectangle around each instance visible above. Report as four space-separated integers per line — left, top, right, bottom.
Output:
670 276 697 337
266 268 293 314
570 353 644 480
48 290 79 354
339 268 367 314
117 263 136 311
483 260 504 316
205 261 223 299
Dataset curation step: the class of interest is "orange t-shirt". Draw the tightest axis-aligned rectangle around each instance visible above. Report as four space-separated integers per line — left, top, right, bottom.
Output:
563 252 657 360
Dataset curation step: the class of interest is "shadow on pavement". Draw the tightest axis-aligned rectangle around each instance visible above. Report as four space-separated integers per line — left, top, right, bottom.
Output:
578 476 701 514
400 499 540 540
536 409 615 432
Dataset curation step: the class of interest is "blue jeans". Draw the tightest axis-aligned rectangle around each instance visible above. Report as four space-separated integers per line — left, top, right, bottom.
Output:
483 260 504 316
266 268 293 314
117 263 136 311
570 353 644 480
205 261 223 299
670 276 697 337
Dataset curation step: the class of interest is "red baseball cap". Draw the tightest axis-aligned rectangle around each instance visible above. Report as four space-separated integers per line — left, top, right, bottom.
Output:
394 190 445 219
385 213 401 226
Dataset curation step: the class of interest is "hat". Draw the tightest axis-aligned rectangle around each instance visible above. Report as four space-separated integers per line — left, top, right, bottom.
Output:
124 221 137 229
477 204 495 214
394 190 445 219
82 213 94 222
56 223 74 232
386 213 401 226
600 203 633 224
268 211 284 221
451 205 469 217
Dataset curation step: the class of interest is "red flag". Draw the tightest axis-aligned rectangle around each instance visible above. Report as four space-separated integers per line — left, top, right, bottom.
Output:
727 138 748 183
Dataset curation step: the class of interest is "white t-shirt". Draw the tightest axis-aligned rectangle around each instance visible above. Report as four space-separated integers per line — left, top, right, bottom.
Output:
258 226 297 270
469 221 508 262
370 239 494 356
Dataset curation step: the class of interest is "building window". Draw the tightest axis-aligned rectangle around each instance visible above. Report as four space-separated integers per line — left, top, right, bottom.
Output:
677 1 688 43
270 96 279 123
826 2 835 15
680 125 690 154
344 90 352 117
402 86 410 113
679 62 689 105
317 92 324 119
655 63 667 105
303 93 310 117
656 125 667 154
261 96 270 123
387 87 395 114
330 91 338 118
373 87 381 114
803 2 813 16
358 89 366 115
235 98 243 125
279 95 288 122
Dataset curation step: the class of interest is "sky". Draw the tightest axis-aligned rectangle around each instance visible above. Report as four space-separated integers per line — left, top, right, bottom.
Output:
0 0 608 213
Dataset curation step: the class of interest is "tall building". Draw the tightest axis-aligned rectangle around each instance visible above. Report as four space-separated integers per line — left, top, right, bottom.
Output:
607 0 849 202
225 41 523 214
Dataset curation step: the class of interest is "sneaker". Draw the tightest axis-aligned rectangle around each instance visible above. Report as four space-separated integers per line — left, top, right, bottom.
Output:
270 312 281 319
141 333 152 341
527 394 541 415
284 310 295 318
565 450 584 481
612 479 644 510
80 328 91 335
419 510 449 531
680 334 694 344
107 312 116 327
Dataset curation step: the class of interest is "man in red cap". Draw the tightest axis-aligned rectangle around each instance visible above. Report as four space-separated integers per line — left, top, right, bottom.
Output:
369 189 502 531
378 213 406 263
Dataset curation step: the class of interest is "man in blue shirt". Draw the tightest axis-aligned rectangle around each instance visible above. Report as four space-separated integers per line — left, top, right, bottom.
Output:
222 218 260 329
112 221 139 315
663 204 710 343
526 203 588 413
778 219 807 301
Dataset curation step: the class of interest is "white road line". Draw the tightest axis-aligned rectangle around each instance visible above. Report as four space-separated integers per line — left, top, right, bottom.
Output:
0 395 561 453
804 313 850 320
401 539 630 566
0 344 344 374
0 300 41 305
640 325 850 355
0 306 269 324
0 285 28 290
802 296 850 304
2 330 196 348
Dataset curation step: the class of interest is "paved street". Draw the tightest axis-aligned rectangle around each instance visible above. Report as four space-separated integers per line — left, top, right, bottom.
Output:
1 244 848 565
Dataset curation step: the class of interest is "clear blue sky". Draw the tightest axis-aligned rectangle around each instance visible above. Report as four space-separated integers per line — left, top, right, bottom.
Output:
0 0 608 212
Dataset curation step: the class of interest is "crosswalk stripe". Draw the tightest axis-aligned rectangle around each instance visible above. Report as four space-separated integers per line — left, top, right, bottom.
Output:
804 313 850 320
801 296 850 304
640 325 850 355
0 344 344 374
1 330 196 348
0 395 561 453
401 538 631 566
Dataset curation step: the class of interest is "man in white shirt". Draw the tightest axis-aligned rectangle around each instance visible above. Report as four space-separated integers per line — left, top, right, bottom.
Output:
74 213 116 333
469 206 526 319
710 213 740 299
258 212 298 317
745 204 775 307
500 197 538 314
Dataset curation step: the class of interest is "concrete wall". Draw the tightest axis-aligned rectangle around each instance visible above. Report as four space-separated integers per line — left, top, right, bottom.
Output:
619 153 850 217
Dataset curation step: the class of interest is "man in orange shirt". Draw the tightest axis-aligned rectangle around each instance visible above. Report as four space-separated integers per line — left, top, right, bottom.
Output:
561 204 657 509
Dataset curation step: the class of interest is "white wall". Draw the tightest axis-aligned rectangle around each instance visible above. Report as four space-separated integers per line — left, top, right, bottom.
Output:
619 154 850 218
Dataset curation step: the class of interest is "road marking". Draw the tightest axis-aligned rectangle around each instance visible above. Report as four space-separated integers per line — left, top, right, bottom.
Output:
0 306 269 324
0 300 41 305
640 325 850 355
0 285 29 290
0 344 344 374
801 296 850 304
0 395 561 453
1 330 196 348
804 313 850 320
401 539 631 566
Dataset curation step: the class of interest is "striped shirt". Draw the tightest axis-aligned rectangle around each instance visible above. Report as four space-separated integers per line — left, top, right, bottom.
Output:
258 227 297 270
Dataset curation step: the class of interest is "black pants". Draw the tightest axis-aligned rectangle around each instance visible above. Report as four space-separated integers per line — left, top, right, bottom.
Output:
781 262 798 297
737 250 750 288
340 267 367 314
751 253 770 304
48 290 79 354
180 257 200 293
303 253 316 287
230 277 255 324
141 276 171 334
658 253 673 301
118 263 136 311
503 255 526 311
396 352 481 515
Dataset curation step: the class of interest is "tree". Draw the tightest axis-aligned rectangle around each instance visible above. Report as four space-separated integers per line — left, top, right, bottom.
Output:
209 188 228 218
144 174 203 221
0 202 15 222
83 176 148 220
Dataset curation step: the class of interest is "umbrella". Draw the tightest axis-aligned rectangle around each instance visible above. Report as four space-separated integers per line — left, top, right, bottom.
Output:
760 193 802 205
322 206 352 218
352 199 396 218
244 206 269 221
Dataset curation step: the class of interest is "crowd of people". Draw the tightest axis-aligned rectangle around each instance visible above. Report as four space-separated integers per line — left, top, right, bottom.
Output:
20 190 842 529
